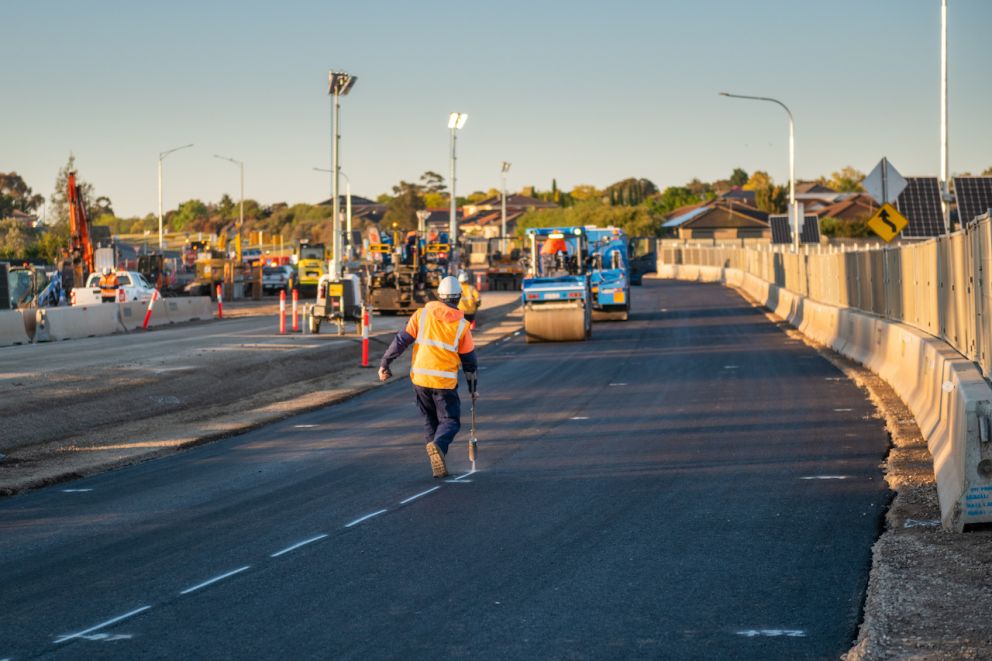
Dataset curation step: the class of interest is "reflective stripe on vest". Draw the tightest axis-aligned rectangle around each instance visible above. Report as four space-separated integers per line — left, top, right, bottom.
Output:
413 308 467 352
411 367 459 379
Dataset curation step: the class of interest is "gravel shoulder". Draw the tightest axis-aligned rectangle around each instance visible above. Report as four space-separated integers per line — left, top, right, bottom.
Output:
0 293 523 495
729 283 992 660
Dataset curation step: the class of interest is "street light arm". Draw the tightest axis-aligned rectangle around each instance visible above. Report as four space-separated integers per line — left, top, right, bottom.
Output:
214 154 243 166
719 92 793 124
159 143 194 160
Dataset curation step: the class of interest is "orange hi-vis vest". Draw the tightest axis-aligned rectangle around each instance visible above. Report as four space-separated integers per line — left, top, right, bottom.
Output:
406 301 474 389
99 273 119 298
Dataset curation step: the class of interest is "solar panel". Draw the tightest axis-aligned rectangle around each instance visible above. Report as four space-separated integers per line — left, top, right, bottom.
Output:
769 215 791 244
895 177 945 237
953 177 992 227
800 215 820 244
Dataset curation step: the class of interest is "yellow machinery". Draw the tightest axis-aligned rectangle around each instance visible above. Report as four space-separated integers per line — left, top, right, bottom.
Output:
296 241 326 296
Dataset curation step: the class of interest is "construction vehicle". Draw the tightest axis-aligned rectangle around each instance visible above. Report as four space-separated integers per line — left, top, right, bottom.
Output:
64 171 94 295
365 232 441 314
485 236 526 290
296 241 326 297
586 227 631 321
521 227 592 342
628 236 657 285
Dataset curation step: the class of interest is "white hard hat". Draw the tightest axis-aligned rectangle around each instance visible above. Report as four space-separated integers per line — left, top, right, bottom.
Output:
457 270 470 283
438 275 461 298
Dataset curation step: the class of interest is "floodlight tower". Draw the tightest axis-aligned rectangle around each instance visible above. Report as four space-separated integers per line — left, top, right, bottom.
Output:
500 161 511 238
448 112 468 272
328 70 357 277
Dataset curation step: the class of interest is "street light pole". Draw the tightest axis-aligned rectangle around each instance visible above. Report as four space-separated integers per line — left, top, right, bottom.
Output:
448 112 468 273
214 155 244 261
328 71 357 278
719 92 798 251
157 143 193 250
940 0 950 231
500 161 511 239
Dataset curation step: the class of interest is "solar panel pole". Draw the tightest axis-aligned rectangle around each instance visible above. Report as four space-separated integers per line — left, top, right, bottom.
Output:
940 0 950 231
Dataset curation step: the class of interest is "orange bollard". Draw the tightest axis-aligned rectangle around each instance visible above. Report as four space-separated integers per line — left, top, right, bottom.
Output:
279 290 286 334
361 306 370 367
216 284 223 319
142 290 159 330
291 289 299 332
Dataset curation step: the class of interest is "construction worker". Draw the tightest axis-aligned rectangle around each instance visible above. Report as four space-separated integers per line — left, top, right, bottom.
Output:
457 270 481 328
98 267 119 303
378 275 478 478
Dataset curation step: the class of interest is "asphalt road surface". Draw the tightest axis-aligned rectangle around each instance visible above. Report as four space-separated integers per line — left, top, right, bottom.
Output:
0 279 889 660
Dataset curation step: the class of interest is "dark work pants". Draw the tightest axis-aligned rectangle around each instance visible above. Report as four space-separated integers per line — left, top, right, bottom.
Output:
414 385 461 455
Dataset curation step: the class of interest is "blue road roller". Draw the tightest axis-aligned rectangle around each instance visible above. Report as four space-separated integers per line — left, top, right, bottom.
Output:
521 227 592 342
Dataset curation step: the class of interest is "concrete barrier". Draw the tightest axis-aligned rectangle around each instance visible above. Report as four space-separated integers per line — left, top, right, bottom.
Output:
35 304 122 342
0 309 30 346
661 263 992 531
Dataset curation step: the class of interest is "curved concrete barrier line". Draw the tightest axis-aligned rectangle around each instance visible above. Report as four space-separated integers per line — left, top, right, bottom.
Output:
660 262 992 531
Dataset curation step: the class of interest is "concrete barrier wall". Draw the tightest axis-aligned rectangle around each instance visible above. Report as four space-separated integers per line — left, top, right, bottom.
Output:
36 296 214 341
0 309 30 346
660 262 992 531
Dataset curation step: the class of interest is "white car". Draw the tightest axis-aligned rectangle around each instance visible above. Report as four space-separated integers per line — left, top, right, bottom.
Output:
262 265 293 294
73 271 158 306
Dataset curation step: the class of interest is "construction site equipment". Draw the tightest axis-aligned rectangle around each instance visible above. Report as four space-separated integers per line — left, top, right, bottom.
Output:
587 227 631 321
66 171 95 294
627 236 657 285
365 234 436 314
296 241 327 297
521 227 592 343
485 236 526 290
310 273 362 334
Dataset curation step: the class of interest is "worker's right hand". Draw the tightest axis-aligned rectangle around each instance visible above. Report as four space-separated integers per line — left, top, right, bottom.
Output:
378 367 391 382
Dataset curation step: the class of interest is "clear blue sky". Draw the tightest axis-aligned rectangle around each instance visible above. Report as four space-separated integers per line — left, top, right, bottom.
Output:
3 0 990 218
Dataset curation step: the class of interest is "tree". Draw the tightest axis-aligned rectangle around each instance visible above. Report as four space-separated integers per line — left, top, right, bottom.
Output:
419 171 446 195
218 194 236 219
171 199 209 231
50 155 103 225
0 172 45 218
382 180 425 230
754 184 788 214
729 168 749 187
982 166 992 176
0 218 35 259
742 171 772 191
828 166 865 192
569 184 602 202
605 178 658 206
649 186 702 215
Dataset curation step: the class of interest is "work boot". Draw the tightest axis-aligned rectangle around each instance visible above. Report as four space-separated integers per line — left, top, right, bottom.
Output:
425 442 448 479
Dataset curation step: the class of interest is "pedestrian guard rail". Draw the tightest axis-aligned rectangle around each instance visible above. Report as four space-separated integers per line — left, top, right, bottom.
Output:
656 212 992 532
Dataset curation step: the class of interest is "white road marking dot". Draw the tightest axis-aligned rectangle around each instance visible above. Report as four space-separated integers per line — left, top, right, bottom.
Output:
800 476 850 480
294 424 317 428
62 488 94 493
344 509 388 528
400 486 441 505
54 606 152 644
609 383 627 387
180 566 250 595
271 534 328 558
833 408 853 412
736 629 806 638
570 416 589 420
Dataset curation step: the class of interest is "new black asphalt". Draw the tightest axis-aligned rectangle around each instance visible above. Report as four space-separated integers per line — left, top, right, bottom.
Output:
0 279 890 660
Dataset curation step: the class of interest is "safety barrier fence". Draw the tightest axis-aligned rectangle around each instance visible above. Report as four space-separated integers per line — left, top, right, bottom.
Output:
656 213 992 531
32 296 213 342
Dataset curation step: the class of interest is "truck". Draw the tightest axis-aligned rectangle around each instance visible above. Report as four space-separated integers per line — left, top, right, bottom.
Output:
521 227 592 342
586 227 631 321
296 241 326 297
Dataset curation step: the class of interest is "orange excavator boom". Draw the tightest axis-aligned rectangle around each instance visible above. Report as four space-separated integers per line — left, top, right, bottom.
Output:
67 171 94 285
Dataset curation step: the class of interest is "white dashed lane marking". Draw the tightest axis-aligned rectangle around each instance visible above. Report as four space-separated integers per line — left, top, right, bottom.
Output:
800 476 850 480
344 509 388 528
736 629 806 638
180 566 251 595
62 489 94 493
400 486 440 505
271 534 328 558
54 605 152 644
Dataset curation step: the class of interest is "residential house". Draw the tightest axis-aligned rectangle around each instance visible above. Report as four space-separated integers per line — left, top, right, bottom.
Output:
662 199 770 240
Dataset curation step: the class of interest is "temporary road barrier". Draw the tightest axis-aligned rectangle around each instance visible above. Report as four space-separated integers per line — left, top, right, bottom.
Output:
361 306 369 367
279 290 286 334
216 284 223 319
142 290 160 330
292 289 299 332
0 309 30 346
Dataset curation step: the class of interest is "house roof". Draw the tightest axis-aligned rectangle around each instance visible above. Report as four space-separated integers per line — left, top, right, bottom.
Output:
815 193 878 221
719 187 756 204
317 194 381 207
469 194 558 210
664 199 768 229
795 181 837 195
